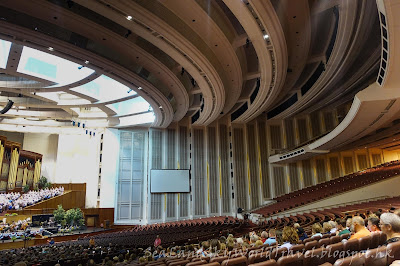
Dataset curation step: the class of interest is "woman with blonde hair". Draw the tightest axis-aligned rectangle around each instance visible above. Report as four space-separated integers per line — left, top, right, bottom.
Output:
311 223 323 238
280 226 299 250
323 222 333 234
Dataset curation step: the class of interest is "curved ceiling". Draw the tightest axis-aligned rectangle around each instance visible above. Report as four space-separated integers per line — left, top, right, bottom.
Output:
0 0 384 133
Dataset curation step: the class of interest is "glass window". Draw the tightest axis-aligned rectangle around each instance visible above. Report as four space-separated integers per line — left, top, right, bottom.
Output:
106 97 150 116
17 46 94 85
71 75 136 102
0 39 12 69
118 112 155 127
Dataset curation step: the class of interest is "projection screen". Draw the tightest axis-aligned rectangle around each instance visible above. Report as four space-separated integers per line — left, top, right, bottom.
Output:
150 169 190 193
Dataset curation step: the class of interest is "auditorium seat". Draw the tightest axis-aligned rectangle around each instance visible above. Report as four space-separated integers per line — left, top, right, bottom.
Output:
333 255 365 266
305 240 318 250
270 247 288 261
312 235 322 241
169 260 191 266
343 239 360 253
186 261 206 266
249 251 274 264
303 247 326 266
387 241 400 264
202 263 221 266
325 243 344 264
318 238 331 248
358 235 371 251
303 237 314 244
192 257 210 262
276 254 304 266
330 236 341 244
379 231 388 246
221 256 248 266
210 256 229 263
364 246 387 266
248 259 277 266
290 244 304 254
369 232 381 249
340 233 351 240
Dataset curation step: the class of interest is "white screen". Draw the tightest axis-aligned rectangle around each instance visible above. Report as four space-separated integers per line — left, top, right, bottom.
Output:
150 169 190 193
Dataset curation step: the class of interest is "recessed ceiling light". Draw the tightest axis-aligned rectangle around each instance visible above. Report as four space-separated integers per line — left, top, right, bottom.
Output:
85 60 90 64
48 47 54 51
127 15 132 20
263 34 269 39
159 106 163 109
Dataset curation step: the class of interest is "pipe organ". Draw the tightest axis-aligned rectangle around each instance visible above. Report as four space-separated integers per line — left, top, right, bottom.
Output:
0 136 42 192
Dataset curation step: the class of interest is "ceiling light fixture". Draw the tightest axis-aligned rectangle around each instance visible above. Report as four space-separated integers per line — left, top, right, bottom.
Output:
85 60 89 64
48 47 54 51
127 15 132 20
263 34 269 39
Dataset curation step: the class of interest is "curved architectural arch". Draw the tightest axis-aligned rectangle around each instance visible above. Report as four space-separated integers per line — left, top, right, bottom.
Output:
268 0 380 120
158 0 243 115
0 23 172 127
223 0 288 123
75 0 225 126
0 0 189 123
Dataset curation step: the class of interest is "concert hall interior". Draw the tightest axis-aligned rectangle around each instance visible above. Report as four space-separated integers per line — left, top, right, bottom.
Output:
0 0 399 265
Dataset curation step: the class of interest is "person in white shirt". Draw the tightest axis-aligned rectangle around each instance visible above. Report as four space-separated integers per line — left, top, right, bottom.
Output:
311 223 324 238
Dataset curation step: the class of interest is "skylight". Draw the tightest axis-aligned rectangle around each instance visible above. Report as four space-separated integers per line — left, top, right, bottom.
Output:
0 39 11 69
71 75 136 102
17 46 94 85
118 112 155 127
106 97 150 116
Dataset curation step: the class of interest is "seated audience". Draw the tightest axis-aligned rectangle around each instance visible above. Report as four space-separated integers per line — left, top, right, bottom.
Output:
346 218 353 230
260 231 268 242
294 223 308 241
311 223 323 238
349 216 371 240
323 222 333 234
250 234 259 246
0 187 64 211
280 226 299 250
264 229 277 245
336 218 351 236
380 212 400 245
368 217 381 232
329 220 337 234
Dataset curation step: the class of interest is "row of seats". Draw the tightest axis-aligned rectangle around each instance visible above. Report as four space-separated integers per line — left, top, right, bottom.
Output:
51 216 245 248
127 231 390 266
254 160 400 216
264 195 400 230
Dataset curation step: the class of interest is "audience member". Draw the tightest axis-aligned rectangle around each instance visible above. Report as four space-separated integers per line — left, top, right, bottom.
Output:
264 229 277 245
311 223 323 238
336 218 351 236
322 222 333 234
349 216 371 240
329 220 337 234
154 235 161 248
293 223 308 241
380 212 400 245
367 217 381 232
260 231 268 242
280 226 299 250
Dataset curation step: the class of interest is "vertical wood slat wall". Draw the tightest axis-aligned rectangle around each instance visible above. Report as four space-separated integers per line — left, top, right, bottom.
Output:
115 112 391 224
